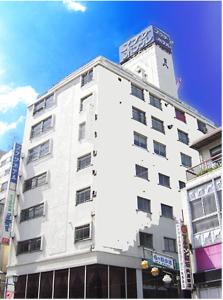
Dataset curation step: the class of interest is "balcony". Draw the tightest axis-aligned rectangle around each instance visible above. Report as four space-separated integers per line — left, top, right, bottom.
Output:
186 154 222 181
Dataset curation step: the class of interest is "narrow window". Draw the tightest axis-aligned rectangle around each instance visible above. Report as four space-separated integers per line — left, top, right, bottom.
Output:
23 172 47 192
197 120 207 133
175 108 186 123
134 132 147 149
150 94 162 110
161 204 173 218
135 164 148 180
131 84 144 100
153 141 166 157
181 153 192 168
75 224 90 242
151 116 165 133
80 94 93 112
76 187 91 205
158 173 170 188
27 141 50 163
179 181 186 190
20 203 44 222
17 237 42 255
78 122 86 141
81 69 93 86
139 232 153 248
132 107 146 124
178 129 189 145
137 196 151 213
33 94 54 116
77 153 91 170
164 237 176 252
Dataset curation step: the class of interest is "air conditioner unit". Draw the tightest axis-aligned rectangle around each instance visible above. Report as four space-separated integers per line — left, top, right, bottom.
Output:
92 170 97 176
92 191 97 198
93 150 97 157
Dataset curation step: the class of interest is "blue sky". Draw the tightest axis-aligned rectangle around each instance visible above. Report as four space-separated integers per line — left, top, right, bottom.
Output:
0 0 221 151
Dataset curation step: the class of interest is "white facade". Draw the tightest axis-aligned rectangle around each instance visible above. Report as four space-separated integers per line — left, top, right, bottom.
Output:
6 37 216 297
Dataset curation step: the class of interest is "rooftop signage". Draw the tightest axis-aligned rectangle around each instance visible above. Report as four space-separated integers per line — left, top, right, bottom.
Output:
119 25 172 64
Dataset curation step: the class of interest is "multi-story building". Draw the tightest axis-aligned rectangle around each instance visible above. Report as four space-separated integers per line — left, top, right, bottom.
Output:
6 25 216 298
182 128 221 298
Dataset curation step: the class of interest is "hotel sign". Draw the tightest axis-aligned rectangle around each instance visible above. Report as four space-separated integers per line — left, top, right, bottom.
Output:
1 143 22 245
119 25 172 64
176 222 193 290
152 252 174 269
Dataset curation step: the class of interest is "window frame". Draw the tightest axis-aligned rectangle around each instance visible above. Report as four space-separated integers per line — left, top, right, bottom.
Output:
132 106 146 125
178 129 189 145
149 94 162 110
137 196 151 213
76 187 91 205
27 140 51 163
179 181 186 190
81 69 93 87
30 116 53 139
78 122 86 141
180 152 192 168
197 120 207 133
164 237 177 253
23 172 48 192
151 116 165 134
158 173 170 188
134 132 147 150
17 237 42 255
161 203 173 219
135 164 148 180
33 94 55 116
175 108 186 123
20 203 45 222
139 232 153 249
153 140 166 157
80 93 93 112
77 153 91 171
74 224 91 242
131 84 144 100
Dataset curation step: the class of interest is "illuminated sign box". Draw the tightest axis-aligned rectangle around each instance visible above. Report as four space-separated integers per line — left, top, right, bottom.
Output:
119 25 172 64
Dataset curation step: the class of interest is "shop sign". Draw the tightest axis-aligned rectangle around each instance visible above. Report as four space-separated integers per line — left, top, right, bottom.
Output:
176 222 193 290
152 252 174 269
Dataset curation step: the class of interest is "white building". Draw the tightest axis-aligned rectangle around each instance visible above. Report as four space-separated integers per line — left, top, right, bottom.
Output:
7 25 216 298
182 128 221 299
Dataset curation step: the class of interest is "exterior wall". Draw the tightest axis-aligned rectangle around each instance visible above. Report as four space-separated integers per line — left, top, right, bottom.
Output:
198 138 221 161
122 44 178 98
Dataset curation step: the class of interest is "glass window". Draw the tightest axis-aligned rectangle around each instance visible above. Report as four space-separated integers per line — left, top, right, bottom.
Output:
86 264 108 298
134 132 147 149
20 203 44 222
203 193 217 215
179 181 186 190
135 164 148 180
181 153 192 168
217 190 222 211
193 215 219 233
132 107 146 124
24 172 47 192
75 224 90 242
69 266 85 298
131 84 144 100
27 141 50 163
54 269 68 299
164 237 176 252
153 141 166 157
77 153 91 170
139 232 153 248
14 275 27 299
33 95 54 116
81 69 93 86
109 266 126 298
151 117 165 133
137 196 151 213
210 145 221 157
197 120 207 133
17 237 41 255
175 108 186 123
150 94 162 110
78 123 86 141
178 129 189 145
126 268 137 298
31 116 52 138
39 271 53 299
76 187 91 205
26 273 39 299
80 94 93 111
158 173 170 188
161 204 173 218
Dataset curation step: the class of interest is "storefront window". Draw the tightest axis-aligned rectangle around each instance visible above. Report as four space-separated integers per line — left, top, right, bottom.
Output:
86 264 108 298
14 275 26 298
127 268 137 298
54 269 68 298
39 271 53 298
26 273 39 298
69 266 85 298
109 266 125 298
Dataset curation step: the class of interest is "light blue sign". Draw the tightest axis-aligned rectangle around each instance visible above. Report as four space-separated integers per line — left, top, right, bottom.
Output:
10 143 22 185
152 252 174 269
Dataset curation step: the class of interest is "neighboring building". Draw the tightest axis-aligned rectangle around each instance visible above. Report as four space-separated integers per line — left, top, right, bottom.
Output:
182 128 222 298
7 25 216 298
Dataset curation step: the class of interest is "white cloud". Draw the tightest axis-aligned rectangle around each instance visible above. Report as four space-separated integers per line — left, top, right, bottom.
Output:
0 84 38 113
63 0 86 12
0 116 25 136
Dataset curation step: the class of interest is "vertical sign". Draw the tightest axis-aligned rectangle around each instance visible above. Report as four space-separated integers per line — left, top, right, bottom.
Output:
1 143 22 245
176 222 193 290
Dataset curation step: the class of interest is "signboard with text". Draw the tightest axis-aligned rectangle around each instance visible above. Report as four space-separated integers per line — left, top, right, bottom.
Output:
152 252 174 269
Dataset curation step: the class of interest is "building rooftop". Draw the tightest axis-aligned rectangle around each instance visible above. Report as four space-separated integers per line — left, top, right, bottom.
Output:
190 127 222 150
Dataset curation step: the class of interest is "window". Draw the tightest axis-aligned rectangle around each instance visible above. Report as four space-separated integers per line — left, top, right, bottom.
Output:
132 107 146 124
131 84 144 100
178 129 189 145
181 153 192 168
197 120 207 133
27 141 50 163
158 173 170 188
24 172 47 192
77 153 91 170
193 215 219 234
161 204 173 218
164 237 176 252
75 224 90 242
137 196 151 213
0 181 8 192
30 116 53 138
78 122 86 141
179 181 186 190
151 116 165 133
153 141 166 157
20 203 44 222
150 94 162 110
80 93 93 111
33 95 54 116
135 164 148 180
17 237 41 255
210 145 221 157
76 187 91 205
139 232 153 248
81 69 93 86
175 108 186 123
217 190 222 211
134 132 147 149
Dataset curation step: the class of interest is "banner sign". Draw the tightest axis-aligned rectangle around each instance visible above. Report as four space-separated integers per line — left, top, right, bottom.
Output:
1 143 22 245
119 25 172 64
176 222 193 290
152 252 174 269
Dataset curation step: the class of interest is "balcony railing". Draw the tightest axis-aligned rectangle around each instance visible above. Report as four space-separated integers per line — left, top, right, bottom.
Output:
186 153 222 181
